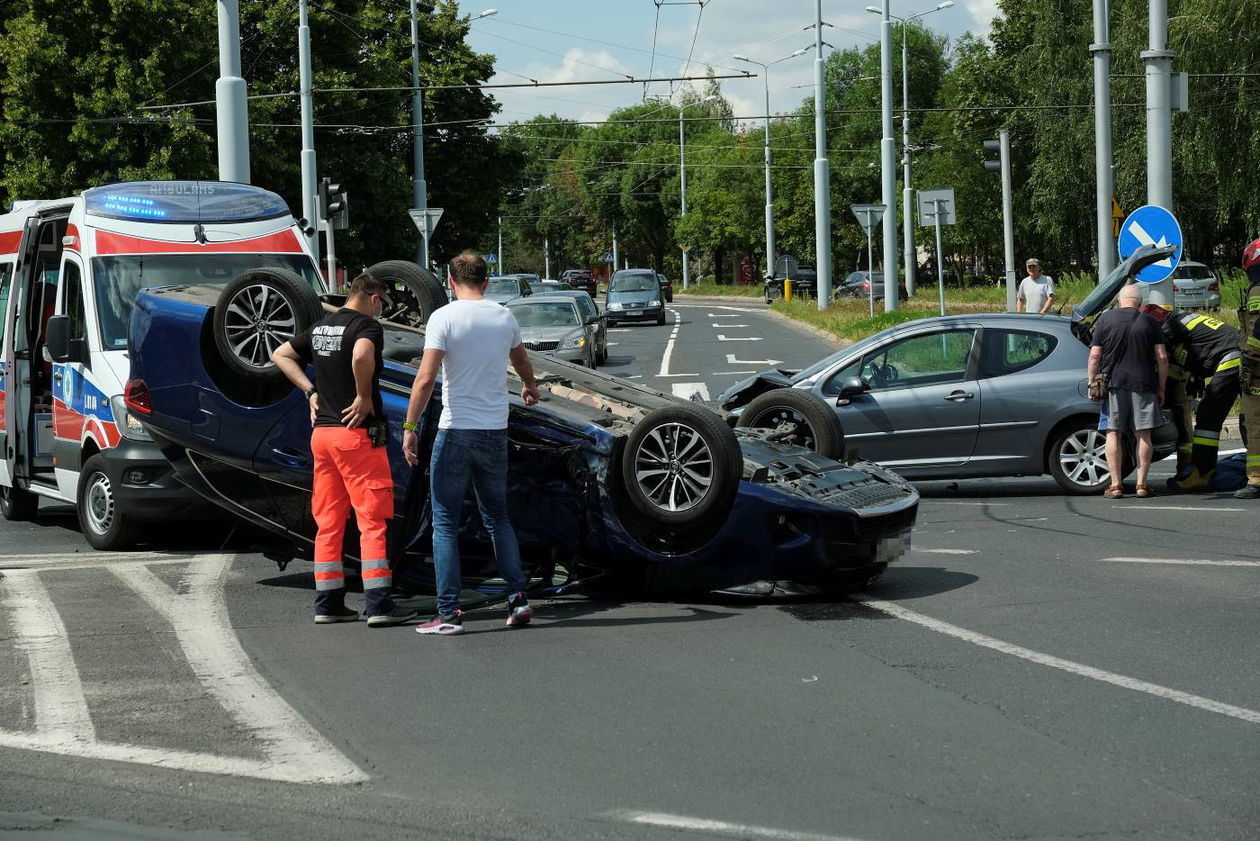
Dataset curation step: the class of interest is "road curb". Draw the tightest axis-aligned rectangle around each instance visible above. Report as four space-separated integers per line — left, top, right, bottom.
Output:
673 294 847 349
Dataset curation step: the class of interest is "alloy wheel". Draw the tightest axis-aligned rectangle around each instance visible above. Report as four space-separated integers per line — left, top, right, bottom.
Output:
632 422 715 513
221 284 297 371
1059 427 1111 489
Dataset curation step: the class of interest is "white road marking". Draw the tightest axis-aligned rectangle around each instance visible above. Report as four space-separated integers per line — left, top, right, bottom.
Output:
606 342 619 347
913 549 978 555
716 370 757 375
624 374 643 379
110 556 367 783
656 373 701 378
671 383 711 401
1115 505 1246 513
0 552 200 571
657 309 684 377
613 811 868 841
928 501 1010 506
707 313 743 317
712 323 749 327
718 334 762 342
859 595 1260 725
1102 557 1260 567
670 304 760 313
2 571 94 743
725 354 782 366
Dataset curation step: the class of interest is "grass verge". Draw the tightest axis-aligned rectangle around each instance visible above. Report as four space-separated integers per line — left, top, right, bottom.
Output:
673 280 762 298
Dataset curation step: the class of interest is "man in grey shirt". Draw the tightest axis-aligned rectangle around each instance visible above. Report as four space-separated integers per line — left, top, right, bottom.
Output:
1016 258 1056 313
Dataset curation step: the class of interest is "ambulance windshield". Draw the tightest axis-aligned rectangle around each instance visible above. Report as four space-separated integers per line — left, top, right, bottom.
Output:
91 254 322 349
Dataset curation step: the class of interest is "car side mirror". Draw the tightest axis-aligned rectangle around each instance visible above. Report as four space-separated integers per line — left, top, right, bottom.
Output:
45 315 79 363
835 376 869 405
586 315 603 325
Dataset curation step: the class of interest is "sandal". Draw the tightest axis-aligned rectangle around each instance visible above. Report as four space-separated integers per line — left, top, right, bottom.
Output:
1103 485 1124 499
1135 484 1154 498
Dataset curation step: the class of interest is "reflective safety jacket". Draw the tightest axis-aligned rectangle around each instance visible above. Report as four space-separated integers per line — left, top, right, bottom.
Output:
1244 281 1260 362
1162 310 1240 381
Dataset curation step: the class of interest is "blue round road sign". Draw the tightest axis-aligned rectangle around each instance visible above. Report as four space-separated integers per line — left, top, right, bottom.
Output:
1116 204 1183 284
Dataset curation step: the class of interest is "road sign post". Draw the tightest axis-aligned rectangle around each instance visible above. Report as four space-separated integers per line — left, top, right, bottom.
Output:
851 204 886 317
1117 204 1183 286
918 189 956 316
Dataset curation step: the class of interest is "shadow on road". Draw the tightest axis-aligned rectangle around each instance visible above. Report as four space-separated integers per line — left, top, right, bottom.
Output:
779 565 978 623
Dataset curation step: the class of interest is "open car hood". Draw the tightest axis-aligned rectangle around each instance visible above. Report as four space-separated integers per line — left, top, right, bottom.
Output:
1070 243 1179 323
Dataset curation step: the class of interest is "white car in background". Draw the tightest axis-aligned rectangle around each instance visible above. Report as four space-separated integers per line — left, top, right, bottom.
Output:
1170 260 1221 310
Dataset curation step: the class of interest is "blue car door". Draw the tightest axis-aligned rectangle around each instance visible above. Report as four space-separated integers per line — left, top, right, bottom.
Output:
816 327 981 473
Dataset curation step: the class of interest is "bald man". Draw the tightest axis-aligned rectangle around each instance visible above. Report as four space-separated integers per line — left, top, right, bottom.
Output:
1087 285 1169 498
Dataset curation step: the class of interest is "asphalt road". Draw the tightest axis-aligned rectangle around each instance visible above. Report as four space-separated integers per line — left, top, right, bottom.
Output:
3 301 1259 841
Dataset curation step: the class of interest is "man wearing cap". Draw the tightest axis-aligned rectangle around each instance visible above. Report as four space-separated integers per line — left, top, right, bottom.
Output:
1016 259 1056 314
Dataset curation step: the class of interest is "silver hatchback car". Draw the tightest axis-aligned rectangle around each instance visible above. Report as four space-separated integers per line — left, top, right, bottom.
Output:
719 245 1179 494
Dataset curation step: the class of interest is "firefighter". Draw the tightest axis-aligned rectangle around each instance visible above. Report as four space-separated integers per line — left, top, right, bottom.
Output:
1237 239 1260 499
1141 304 1242 491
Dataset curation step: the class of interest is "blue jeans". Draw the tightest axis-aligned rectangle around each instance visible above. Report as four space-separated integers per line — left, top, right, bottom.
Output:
429 428 527 617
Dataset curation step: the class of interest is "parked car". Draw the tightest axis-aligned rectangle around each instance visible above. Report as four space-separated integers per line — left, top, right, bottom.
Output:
719 244 1181 495
560 269 598 297
606 269 667 326
1169 260 1221 310
539 279 568 293
656 272 674 303
550 289 608 364
507 294 601 368
838 271 909 301
126 262 919 598
485 274 532 305
764 266 818 303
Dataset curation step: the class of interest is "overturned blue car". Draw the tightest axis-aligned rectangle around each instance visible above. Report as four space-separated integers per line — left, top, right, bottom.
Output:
127 261 918 597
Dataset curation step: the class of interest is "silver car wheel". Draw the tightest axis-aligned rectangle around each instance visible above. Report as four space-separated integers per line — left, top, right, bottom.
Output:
633 422 715 512
83 472 115 536
222 283 297 371
1059 427 1110 488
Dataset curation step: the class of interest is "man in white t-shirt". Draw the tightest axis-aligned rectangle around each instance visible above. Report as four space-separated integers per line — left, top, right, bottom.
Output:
1016 258 1056 313
402 250 540 636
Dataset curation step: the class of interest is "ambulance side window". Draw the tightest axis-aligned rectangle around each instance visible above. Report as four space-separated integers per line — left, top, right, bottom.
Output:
62 261 87 345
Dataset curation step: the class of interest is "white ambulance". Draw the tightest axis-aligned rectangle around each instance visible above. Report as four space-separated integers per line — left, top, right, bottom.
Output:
0 181 324 548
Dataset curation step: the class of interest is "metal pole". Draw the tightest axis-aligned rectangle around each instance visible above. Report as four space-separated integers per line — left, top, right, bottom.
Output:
612 227 618 272
1092 0 1115 279
324 221 337 288
763 67 776 280
813 0 833 309
880 0 898 311
680 106 690 290
544 236 550 280
498 215 503 274
297 0 319 264
215 0 251 182
1000 130 1017 312
866 223 875 318
410 0 429 267
1143 0 1175 306
934 201 945 317
901 23 915 298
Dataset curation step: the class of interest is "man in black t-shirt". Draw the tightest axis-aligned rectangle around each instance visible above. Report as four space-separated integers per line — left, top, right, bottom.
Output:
1087 284 1169 498
272 273 416 627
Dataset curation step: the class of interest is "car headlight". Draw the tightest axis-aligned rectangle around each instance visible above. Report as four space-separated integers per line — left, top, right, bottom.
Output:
608 302 623 311
649 299 661 307
561 334 587 349
111 395 153 442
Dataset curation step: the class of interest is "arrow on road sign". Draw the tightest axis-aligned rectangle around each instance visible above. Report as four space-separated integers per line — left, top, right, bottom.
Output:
1117 204 1183 284
725 354 782 366
1125 219 1174 268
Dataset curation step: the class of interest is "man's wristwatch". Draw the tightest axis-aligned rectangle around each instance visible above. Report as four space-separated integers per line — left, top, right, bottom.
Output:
304 387 317 400
402 421 419 431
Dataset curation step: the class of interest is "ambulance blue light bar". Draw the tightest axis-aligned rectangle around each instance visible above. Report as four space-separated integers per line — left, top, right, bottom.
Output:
83 181 292 224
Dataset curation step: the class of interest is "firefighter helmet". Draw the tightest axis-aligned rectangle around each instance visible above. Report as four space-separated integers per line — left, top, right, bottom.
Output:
1140 303 1170 324
1243 237 1260 272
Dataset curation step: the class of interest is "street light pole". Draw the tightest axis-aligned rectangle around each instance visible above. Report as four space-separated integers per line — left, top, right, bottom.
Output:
215 0 250 182
1143 0 1175 307
679 103 690 290
879 0 898 311
1092 0 1115 278
813 0 833 309
733 48 809 282
297 0 319 264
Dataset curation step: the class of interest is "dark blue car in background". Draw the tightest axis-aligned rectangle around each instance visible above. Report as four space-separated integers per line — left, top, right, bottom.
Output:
126 262 919 597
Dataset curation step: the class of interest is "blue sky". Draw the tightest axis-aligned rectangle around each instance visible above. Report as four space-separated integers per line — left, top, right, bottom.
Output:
463 0 1002 127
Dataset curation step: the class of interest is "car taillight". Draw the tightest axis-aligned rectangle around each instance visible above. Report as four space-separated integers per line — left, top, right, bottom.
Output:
1209 282 1219 291
125 378 153 415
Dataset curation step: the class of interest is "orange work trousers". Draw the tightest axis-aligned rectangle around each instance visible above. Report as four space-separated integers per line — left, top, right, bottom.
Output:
310 425 395 592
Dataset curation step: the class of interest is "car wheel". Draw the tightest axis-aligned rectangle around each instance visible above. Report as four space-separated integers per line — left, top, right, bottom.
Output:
621 404 743 528
735 388 845 460
213 268 324 381
0 484 38 521
77 454 139 550
364 260 446 328
1048 419 1131 494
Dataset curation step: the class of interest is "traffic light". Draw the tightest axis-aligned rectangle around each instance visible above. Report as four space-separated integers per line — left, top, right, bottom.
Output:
319 177 349 229
983 138 1001 173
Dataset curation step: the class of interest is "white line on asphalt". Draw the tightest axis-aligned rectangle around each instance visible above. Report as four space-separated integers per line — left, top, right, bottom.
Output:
671 383 711 401
712 323 749 328
657 309 684 377
614 811 868 841
656 373 701 378
927 501 1010 506
707 313 743 317
0 552 199 571
717 334 762 342
725 354 782 366
1101 557 1260 567
716 370 757 375
913 549 978 555
606 342 618 347
670 304 760 313
859 595 1260 725
608 327 631 332
624 375 642 379
1115 505 1246 512
110 556 368 783
1 570 94 743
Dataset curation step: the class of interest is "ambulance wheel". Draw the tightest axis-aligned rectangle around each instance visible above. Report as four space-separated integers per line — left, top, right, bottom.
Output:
213 268 324 382
77 455 139 551
363 260 447 328
0 484 38 521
